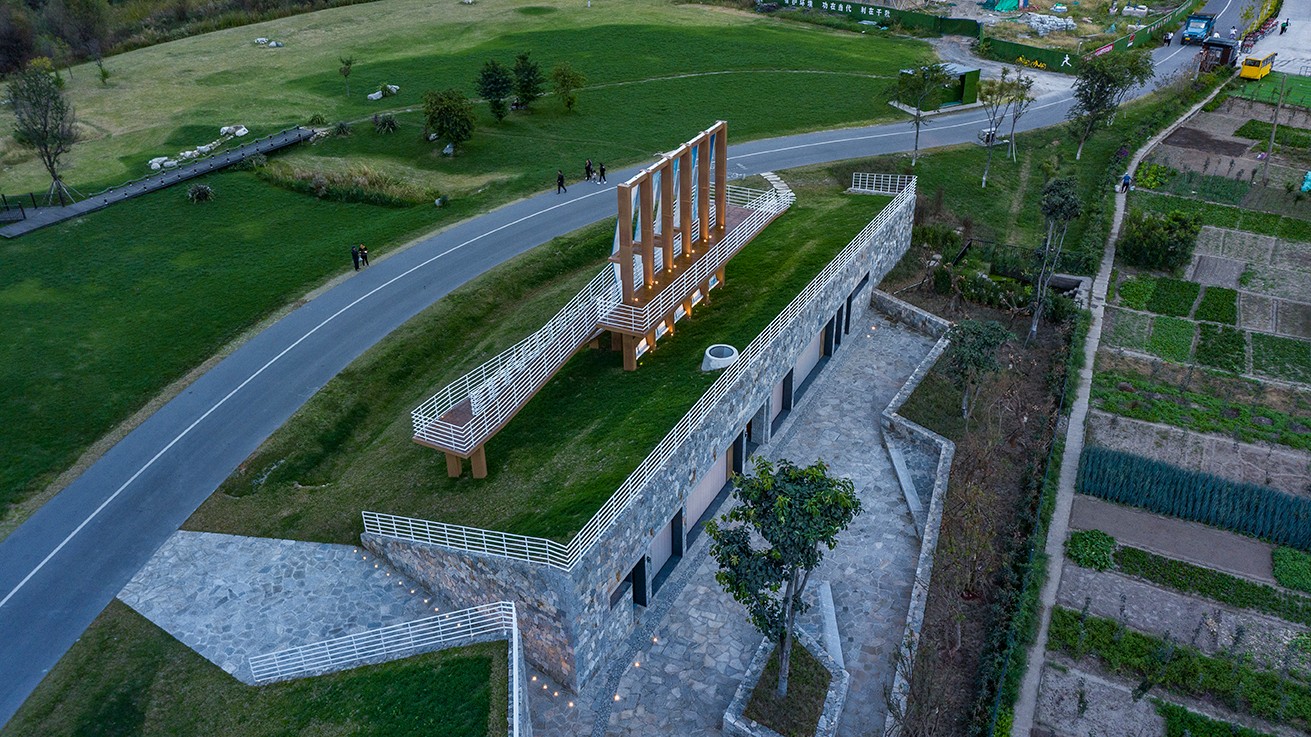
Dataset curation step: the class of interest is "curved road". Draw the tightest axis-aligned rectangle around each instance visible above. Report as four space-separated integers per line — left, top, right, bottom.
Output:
0 13 1228 726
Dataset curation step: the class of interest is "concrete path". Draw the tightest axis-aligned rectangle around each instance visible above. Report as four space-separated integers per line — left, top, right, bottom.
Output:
529 313 935 737
1249 5 1311 75
1069 495 1277 584
117 531 438 683
0 128 313 238
0 19 1225 725
1009 74 1241 737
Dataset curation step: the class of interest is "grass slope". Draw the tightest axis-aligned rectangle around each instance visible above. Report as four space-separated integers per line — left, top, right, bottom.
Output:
2 601 507 737
187 184 888 543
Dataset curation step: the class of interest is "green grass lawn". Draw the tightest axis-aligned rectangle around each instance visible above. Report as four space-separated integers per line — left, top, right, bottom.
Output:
186 179 890 544
2 601 507 737
1232 71 1311 108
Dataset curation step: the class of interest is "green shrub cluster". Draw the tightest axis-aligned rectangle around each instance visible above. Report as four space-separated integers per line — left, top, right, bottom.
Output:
1146 316 1194 362
1153 701 1279 737
1273 547 1311 594
1194 324 1246 373
1114 546 1311 627
1146 277 1200 317
1078 447 1311 551
1134 162 1176 190
1066 530 1115 570
1048 607 1311 731
1091 372 1311 451
1252 333 1311 385
1117 275 1156 310
1156 170 1252 206
1235 119 1311 151
1118 210 1202 272
256 162 433 207
1132 190 1311 245
1194 287 1238 324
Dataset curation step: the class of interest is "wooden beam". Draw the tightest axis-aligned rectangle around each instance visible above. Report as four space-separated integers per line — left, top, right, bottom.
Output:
617 183 635 303
622 334 638 371
470 445 487 479
639 175 655 290
660 160 674 276
697 139 711 245
714 121 728 234
445 452 462 478
679 149 693 257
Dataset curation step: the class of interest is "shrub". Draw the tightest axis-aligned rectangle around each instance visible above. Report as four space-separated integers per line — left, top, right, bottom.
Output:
1274 547 1311 594
1077 447 1311 551
1145 277 1200 317
372 113 398 134
1115 545 1311 627
1134 161 1175 189
1194 286 1238 324
1194 324 1246 373
186 183 214 202
1066 530 1115 570
1118 209 1202 271
1146 316 1194 362
333 121 352 137
1117 275 1155 310
1252 333 1311 384
307 113 327 126
256 161 430 206
1154 700 1282 737
235 152 268 171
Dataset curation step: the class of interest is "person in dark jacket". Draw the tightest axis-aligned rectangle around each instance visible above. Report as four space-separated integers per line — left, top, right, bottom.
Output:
360 244 369 266
351 244 360 271
557 170 567 194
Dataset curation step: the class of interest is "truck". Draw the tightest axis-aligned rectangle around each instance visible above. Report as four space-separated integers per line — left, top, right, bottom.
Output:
1181 13 1216 45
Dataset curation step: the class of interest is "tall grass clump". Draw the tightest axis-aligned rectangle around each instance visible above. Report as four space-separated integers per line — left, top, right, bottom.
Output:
1077 447 1311 551
256 162 432 207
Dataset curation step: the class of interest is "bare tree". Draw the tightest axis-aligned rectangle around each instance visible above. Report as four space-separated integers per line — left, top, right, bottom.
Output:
8 59 78 204
898 64 951 166
978 68 1014 188
1007 69 1036 161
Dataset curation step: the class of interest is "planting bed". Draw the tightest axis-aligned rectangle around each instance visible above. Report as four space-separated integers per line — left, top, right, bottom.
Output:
1145 316 1195 362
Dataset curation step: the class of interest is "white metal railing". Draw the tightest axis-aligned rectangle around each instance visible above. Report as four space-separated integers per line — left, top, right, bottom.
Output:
249 601 528 736
373 177 915 572
850 172 915 195
602 186 793 334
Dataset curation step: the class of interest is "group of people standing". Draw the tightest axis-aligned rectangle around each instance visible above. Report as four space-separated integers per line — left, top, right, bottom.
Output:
350 243 369 271
557 159 607 194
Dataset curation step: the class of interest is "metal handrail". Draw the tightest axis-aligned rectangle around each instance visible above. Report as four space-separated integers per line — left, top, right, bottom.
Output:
851 173 916 195
248 601 528 736
368 177 916 572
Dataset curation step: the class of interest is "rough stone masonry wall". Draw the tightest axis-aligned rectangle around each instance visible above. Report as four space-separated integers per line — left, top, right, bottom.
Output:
361 535 579 687
369 189 916 693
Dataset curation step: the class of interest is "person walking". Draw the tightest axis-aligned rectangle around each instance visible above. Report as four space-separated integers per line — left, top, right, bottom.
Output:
360 244 370 267
1229 25 1237 40
351 244 361 271
584 159 593 182
598 162 606 183
1120 172 1132 193
557 170 567 194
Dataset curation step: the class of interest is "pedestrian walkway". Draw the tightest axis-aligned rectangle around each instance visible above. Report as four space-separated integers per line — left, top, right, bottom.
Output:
1070 495 1277 584
117 530 439 684
530 312 937 736
0 127 312 238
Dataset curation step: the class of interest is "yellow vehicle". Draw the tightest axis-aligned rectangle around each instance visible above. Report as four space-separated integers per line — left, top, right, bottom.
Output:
1240 52 1277 80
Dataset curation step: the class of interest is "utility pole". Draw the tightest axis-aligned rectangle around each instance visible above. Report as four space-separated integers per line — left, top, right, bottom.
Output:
1262 73 1287 185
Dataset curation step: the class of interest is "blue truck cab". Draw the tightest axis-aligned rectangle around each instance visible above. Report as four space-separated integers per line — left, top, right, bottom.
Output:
1181 13 1216 45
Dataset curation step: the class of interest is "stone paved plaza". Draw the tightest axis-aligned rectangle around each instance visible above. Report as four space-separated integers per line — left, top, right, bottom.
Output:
530 312 937 736
118 531 437 683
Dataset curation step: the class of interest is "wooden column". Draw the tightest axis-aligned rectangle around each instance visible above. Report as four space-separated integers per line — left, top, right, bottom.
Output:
622 334 638 371
617 184 636 303
470 445 487 479
445 452 462 478
679 149 694 256
714 121 728 234
697 140 711 245
639 175 655 290
659 161 674 279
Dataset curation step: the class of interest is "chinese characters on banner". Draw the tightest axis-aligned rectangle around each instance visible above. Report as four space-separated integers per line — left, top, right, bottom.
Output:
777 0 894 18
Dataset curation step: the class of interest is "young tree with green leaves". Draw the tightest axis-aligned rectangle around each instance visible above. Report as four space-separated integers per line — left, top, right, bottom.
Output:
943 320 1012 419
422 88 475 153
550 61 586 112
1007 68 1036 161
1027 177 1082 344
897 64 951 166
1066 49 1154 160
707 457 861 699
8 59 79 204
512 52 544 111
476 59 514 123
338 55 354 97
978 68 1015 188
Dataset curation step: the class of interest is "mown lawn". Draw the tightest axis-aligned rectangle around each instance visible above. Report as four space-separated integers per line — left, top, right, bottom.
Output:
186 181 889 543
1 601 507 737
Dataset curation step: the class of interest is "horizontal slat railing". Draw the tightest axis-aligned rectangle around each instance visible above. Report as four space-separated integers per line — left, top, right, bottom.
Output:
249 601 527 736
851 172 915 195
373 177 914 572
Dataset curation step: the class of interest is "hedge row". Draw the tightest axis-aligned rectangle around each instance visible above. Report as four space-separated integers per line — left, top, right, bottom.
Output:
1078 447 1311 551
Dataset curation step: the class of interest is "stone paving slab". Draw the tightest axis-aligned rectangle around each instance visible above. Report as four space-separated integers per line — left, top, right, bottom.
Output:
1069 495 1276 584
118 530 438 683
530 313 934 737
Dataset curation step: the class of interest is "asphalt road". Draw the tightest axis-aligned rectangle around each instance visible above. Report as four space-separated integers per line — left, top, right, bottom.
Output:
0 12 1233 727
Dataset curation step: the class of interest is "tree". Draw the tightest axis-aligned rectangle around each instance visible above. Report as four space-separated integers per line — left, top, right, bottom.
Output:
0 4 38 75
1007 69 1036 162
1027 177 1082 344
422 88 475 152
338 55 354 97
897 64 951 166
978 68 1014 188
942 320 1012 419
512 52 544 111
1117 209 1201 271
1066 50 1153 160
707 457 861 698
550 61 586 112
476 59 514 123
8 59 79 204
